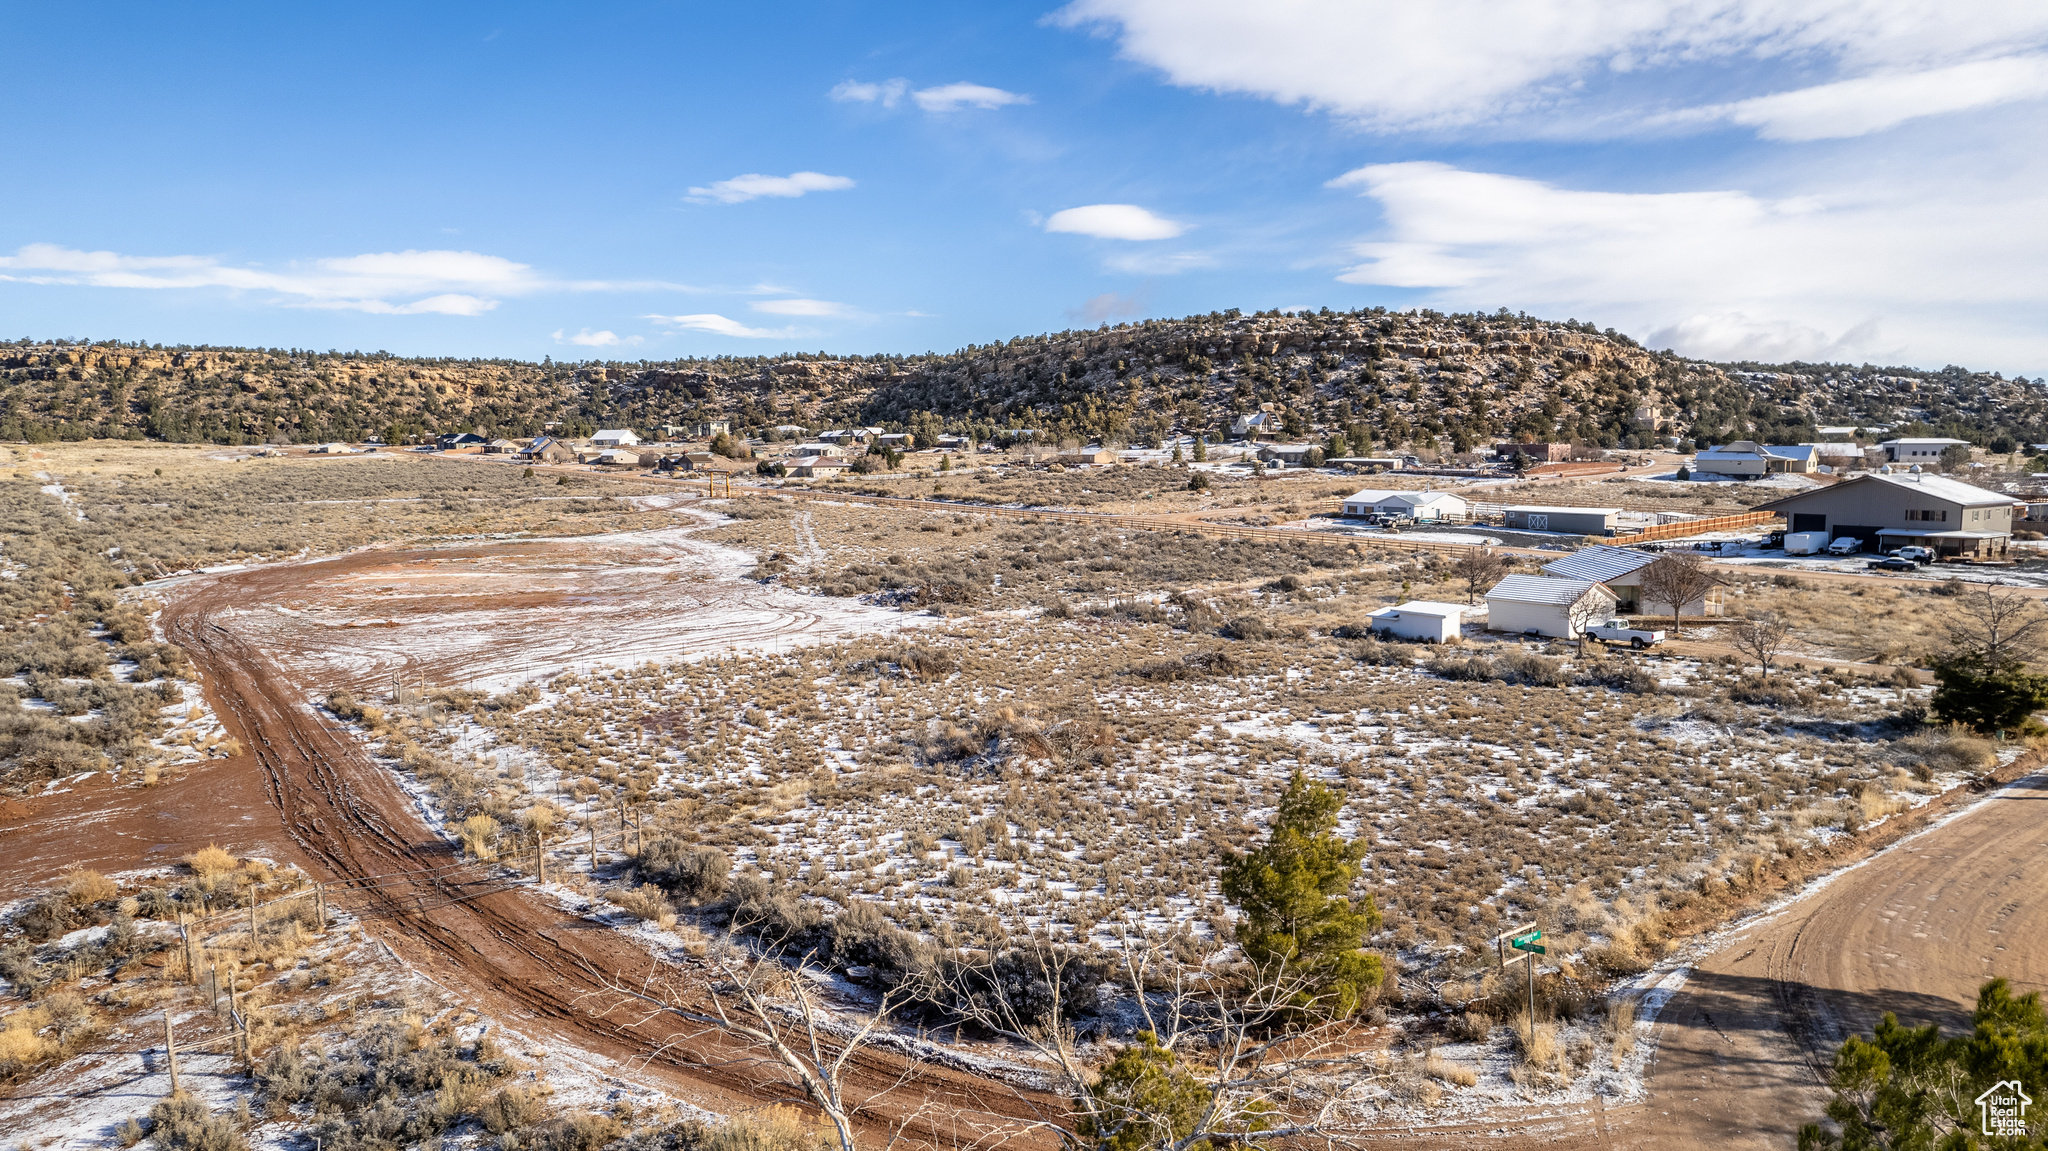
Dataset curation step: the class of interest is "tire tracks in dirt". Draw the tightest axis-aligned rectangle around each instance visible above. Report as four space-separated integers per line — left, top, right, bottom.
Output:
160 564 1054 1144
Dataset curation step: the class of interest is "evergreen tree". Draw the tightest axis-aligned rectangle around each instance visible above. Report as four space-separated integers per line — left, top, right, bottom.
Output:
1802 978 2048 1149
1220 773 1384 1017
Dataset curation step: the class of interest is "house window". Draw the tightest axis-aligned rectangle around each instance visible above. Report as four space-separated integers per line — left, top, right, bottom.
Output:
1905 509 1947 522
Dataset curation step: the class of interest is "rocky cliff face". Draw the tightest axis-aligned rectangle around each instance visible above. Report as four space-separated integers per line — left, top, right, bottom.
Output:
2 307 2040 449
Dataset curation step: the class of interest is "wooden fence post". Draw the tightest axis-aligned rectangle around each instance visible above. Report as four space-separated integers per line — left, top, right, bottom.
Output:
247 887 258 943
315 882 326 931
163 1012 179 1097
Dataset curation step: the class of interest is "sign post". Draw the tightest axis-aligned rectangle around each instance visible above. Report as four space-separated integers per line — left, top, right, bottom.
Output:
1494 923 1545 1025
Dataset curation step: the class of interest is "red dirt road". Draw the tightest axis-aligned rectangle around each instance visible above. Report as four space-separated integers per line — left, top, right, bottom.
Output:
153 559 1049 1143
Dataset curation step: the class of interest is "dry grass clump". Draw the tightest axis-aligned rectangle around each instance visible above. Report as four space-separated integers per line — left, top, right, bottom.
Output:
185 844 239 877
1423 1049 1479 1088
1893 728 1996 780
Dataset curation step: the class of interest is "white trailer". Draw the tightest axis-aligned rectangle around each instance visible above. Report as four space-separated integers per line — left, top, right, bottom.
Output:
1782 530 1830 555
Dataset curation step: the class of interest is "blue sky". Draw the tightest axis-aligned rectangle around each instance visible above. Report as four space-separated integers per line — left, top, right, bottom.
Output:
4 1 2046 375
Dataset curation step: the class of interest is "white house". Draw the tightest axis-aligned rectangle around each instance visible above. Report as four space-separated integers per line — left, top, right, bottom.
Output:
1364 601 1470 643
591 429 642 448
1879 437 1970 463
1340 489 1471 521
1231 411 1281 439
1484 575 1617 638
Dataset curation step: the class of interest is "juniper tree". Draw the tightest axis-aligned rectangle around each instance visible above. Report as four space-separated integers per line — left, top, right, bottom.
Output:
1220 772 1384 1017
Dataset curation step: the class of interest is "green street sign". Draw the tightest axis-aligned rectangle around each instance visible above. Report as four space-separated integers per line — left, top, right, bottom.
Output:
1510 930 1545 955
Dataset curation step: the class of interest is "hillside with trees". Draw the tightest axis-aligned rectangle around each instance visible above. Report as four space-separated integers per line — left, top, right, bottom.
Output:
5 308 2044 453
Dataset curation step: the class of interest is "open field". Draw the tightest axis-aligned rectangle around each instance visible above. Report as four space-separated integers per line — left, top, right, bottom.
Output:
4 441 2045 1149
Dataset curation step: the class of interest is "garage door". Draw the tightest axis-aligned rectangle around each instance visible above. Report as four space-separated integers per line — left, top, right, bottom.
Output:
1833 524 1883 550
1526 513 1549 530
1791 513 1826 534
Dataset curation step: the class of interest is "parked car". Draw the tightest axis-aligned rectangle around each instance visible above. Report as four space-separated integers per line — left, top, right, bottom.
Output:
1581 619 1667 649
1825 537 1865 556
1889 546 1934 564
1867 556 1919 572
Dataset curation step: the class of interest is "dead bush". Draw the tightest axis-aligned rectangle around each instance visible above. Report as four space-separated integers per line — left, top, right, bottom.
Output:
636 839 732 905
184 844 238 877
1893 729 1995 781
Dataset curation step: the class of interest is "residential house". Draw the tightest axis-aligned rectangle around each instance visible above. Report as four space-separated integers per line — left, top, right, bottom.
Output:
516 437 577 464
1541 544 1720 616
593 448 655 467
789 441 846 459
1339 489 1469 521
690 421 730 440
1693 441 1818 477
1753 468 2015 557
483 438 522 454
1256 443 1318 467
934 435 971 451
1495 442 1572 462
310 442 353 454
877 433 914 449
674 452 753 475
1055 448 1116 466
1485 575 1617 638
1503 506 1619 534
1364 601 1470 643
1231 411 1282 440
771 424 809 437
591 428 642 448
1878 437 1972 463
436 432 487 451
787 455 854 478
1803 442 1868 471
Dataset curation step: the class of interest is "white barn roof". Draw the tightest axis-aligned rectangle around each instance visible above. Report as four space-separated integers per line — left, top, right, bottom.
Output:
1542 545 1658 583
1487 574 1607 606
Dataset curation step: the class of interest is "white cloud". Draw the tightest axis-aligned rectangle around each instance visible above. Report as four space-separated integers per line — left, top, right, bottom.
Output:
1665 53 2048 140
750 298 856 317
1052 0 2048 132
1326 160 2048 369
685 172 856 204
551 327 637 347
831 79 1029 113
646 313 791 339
1045 204 1186 241
1103 249 1214 274
0 243 619 315
912 82 1031 112
830 78 908 108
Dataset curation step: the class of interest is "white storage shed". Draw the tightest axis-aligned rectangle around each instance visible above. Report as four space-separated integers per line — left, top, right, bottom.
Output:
1484 575 1617 638
1364 601 1469 643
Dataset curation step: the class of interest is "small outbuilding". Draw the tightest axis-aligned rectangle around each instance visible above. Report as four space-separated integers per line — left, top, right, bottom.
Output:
1484 575 1617 638
1364 600 1470 643
1503 505 1619 535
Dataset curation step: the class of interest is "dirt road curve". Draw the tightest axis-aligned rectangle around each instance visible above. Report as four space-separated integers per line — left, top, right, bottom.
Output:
1562 767 2048 1150
158 564 1050 1145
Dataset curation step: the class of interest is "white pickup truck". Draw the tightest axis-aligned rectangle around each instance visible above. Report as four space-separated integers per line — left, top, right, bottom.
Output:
1581 619 1667 648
